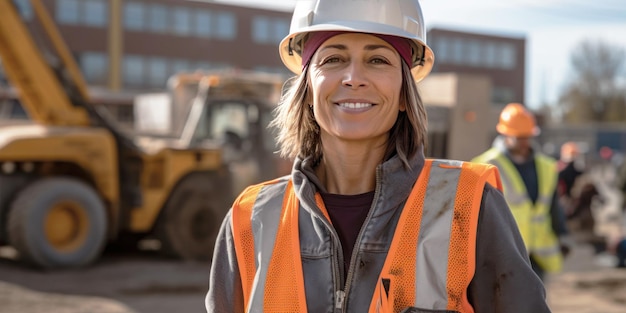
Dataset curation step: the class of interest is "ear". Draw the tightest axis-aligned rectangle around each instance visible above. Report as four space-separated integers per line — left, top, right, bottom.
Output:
399 101 406 112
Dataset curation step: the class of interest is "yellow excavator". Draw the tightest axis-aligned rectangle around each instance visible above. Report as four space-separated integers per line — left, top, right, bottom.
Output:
0 0 288 268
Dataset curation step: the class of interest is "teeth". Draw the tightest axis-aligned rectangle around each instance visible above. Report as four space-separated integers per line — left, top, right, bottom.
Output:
338 102 372 108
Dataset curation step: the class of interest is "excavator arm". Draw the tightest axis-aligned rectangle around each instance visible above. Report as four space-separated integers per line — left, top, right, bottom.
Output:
0 0 90 126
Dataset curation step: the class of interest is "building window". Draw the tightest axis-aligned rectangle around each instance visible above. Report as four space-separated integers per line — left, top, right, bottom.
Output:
252 16 270 43
148 4 168 33
215 12 236 39
499 43 516 69
433 36 450 63
57 0 80 24
252 16 289 44
57 0 107 27
170 59 190 76
148 57 168 88
123 55 144 86
192 61 231 71
467 40 481 66
173 7 191 36
195 61 213 70
484 41 498 68
194 10 212 38
492 87 515 105
81 52 108 85
84 0 107 27
124 2 145 31
451 38 465 65
14 0 33 20
272 19 289 43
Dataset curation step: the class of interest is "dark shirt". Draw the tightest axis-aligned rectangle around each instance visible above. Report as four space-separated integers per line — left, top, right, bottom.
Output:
558 161 583 197
504 152 568 237
508 154 539 204
321 191 374 279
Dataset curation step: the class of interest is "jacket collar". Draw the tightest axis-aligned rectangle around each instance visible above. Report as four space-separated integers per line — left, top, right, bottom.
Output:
291 146 426 216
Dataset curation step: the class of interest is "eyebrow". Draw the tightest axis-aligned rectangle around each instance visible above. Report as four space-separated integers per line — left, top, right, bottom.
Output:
318 44 395 53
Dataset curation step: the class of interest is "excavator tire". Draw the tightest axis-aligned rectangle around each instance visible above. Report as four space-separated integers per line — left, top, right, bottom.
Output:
7 177 107 269
157 171 232 261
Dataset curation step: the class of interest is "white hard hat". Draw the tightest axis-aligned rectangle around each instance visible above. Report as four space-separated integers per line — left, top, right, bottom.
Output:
279 0 435 82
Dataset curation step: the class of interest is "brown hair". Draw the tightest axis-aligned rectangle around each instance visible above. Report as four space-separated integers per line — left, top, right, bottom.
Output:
270 61 428 169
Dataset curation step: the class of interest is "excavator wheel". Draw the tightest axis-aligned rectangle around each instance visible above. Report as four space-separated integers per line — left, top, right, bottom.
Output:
7 177 107 269
157 171 232 261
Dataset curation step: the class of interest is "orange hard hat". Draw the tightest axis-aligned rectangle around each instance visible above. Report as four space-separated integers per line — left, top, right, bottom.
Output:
496 103 540 137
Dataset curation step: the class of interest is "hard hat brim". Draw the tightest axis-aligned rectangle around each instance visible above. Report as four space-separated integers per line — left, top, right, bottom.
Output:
496 124 541 137
278 22 434 82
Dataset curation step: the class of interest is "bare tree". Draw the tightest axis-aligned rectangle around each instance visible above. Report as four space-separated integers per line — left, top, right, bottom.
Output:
559 39 626 123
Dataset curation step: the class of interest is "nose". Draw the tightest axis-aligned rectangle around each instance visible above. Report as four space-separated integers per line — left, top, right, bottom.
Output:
342 62 368 89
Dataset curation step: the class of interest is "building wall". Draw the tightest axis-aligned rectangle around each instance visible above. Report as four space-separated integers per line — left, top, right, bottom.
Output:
419 73 494 161
2 1 525 140
427 28 526 108
12 0 292 92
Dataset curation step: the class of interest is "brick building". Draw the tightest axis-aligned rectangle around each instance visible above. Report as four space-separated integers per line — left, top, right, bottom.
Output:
427 27 526 107
1 0 293 123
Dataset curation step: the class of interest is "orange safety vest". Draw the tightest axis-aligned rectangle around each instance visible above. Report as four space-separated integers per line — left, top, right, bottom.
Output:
231 159 502 313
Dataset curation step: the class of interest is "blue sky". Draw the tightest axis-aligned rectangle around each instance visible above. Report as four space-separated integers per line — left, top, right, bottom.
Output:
215 0 626 109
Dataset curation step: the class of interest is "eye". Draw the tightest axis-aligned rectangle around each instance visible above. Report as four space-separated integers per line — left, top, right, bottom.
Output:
320 55 342 65
370 56 391 65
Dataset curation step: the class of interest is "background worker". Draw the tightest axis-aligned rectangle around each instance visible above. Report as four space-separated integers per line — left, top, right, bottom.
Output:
206 0 551 312
472 103 571 281
558 141 585 217
558 141 582 171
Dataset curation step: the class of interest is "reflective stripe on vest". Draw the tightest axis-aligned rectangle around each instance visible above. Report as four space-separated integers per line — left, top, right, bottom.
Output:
370 160 502 313
231 179 307 312
231 160 502 313
478 152 562 273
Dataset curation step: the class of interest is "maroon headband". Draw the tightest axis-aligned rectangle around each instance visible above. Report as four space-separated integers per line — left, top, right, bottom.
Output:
301 31 413 70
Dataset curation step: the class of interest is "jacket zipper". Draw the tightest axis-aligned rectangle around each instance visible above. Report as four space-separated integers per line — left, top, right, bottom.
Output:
314 198 345 313
339 167 383 313
335 290 346 310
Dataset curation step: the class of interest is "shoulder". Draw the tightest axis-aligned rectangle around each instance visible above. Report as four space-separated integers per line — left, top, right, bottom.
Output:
428 159 502 191
478 183 516 230
233 175 291 208
534 150 556 162
534 152 558 167
471 147 502 163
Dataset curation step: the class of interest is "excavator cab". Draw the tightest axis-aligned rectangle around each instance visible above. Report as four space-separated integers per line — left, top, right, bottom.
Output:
134 70 291 195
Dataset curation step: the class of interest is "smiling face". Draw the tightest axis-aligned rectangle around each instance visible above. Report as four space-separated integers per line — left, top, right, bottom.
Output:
308 32 405 147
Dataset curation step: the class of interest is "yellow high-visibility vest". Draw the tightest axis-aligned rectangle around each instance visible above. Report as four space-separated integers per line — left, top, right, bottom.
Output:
472 148 562 273
231 159 502 312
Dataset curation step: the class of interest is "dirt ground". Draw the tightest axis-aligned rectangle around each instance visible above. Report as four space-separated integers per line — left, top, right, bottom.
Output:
0 246 209 313
0 243 625 313
546 244 626 313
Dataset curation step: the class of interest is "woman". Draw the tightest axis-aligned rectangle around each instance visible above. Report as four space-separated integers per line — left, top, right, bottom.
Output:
206 0 551 312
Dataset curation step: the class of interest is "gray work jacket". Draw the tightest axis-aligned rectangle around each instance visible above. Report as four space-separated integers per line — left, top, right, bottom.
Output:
206 150 552 313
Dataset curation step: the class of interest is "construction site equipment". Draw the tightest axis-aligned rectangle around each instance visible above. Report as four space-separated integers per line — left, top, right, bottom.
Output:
0 0 288 268
133 70 291 193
